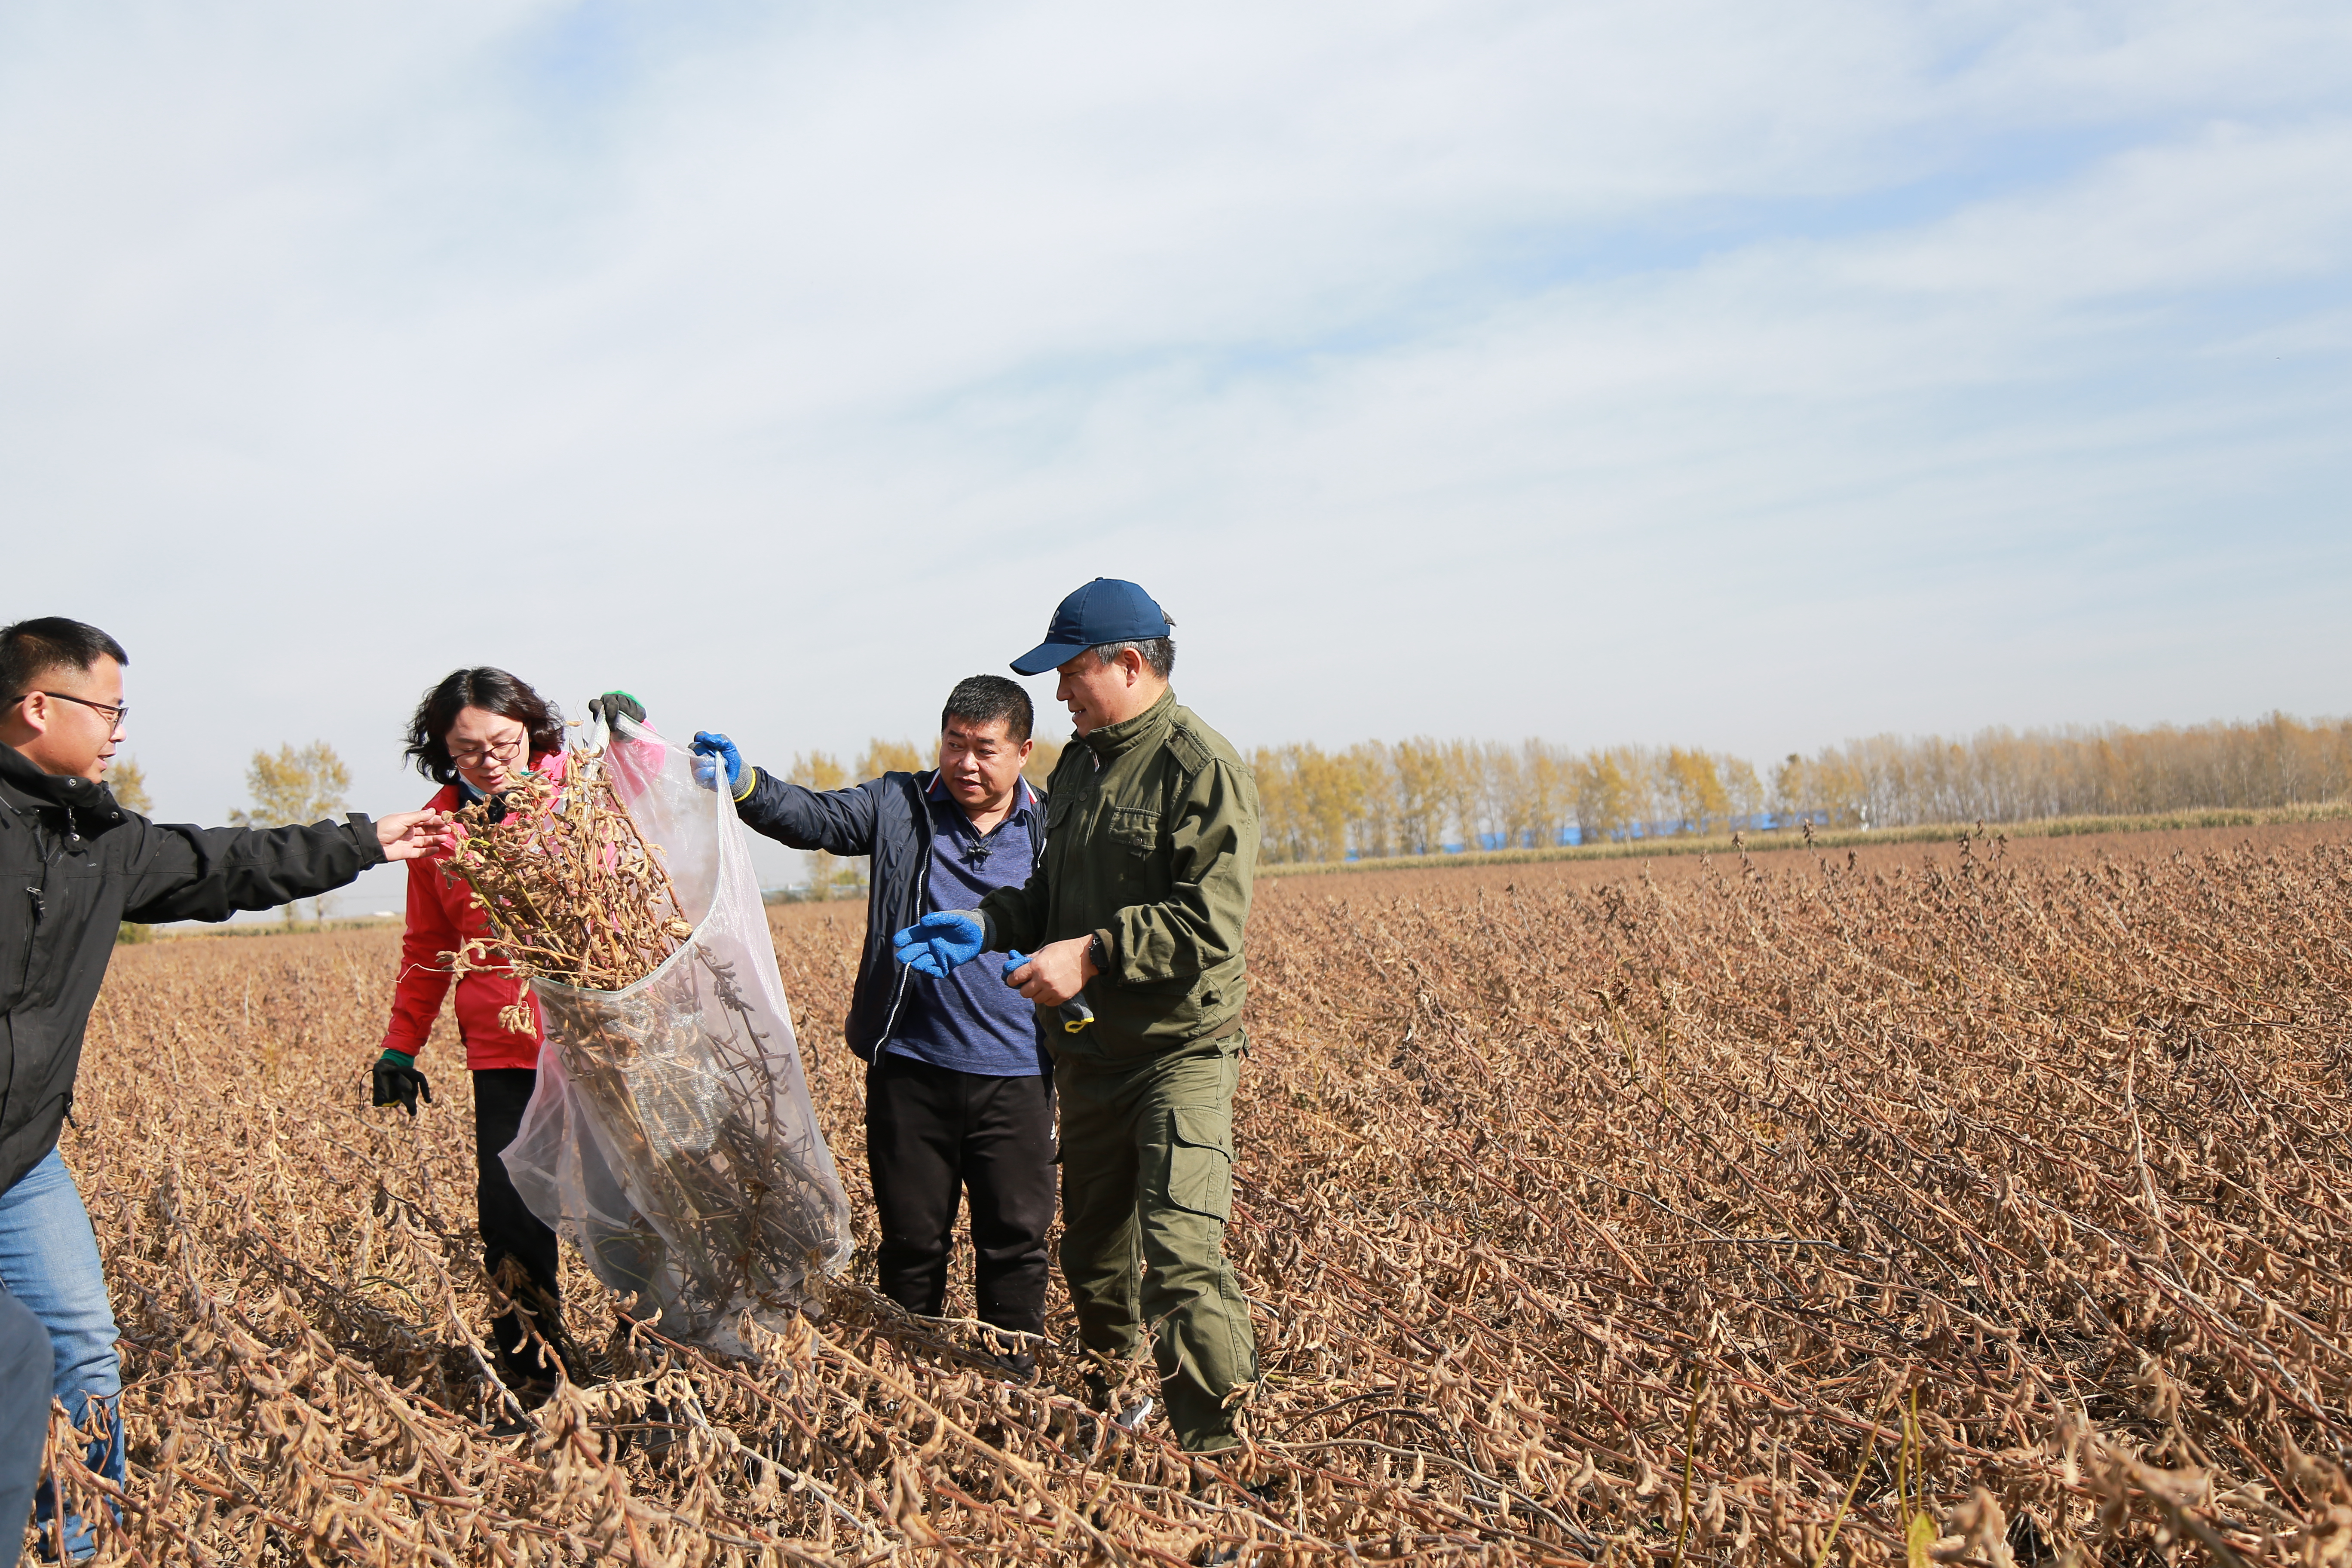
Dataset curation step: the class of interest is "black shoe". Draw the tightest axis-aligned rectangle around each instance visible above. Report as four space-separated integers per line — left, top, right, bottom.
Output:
991 1351 1038 1383
624 1398 680 1455
485 1376 556 1436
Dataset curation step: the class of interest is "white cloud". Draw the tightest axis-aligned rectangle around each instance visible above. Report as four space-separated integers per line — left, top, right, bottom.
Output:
1839 119 2352 300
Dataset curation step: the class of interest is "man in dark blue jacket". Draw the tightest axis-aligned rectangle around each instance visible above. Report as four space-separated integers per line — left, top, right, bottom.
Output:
692 677 1055 1371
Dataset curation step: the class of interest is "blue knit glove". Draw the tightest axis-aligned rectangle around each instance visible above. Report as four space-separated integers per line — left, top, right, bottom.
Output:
894 911 986 976
691 731 745 795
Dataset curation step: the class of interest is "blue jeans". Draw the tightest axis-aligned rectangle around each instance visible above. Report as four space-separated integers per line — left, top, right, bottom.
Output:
0 1148 124 1559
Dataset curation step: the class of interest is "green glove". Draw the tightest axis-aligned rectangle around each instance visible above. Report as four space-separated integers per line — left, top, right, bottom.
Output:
372 1049 432 1117
588 691 645 728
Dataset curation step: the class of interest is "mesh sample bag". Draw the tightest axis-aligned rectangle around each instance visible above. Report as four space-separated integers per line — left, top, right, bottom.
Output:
501 719 852 1354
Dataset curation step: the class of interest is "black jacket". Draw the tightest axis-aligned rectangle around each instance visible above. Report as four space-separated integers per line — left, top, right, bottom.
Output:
0 745 389 1195
737 768 1047 1063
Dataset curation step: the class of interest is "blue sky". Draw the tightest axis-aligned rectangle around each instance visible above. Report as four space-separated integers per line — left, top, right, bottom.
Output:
2 0 2347 903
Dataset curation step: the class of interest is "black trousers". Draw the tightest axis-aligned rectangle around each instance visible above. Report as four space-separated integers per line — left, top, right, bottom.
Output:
865 1053 1056 1337
474 1067 567 1381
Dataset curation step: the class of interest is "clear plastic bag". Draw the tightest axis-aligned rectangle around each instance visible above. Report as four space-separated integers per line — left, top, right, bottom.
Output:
500 717 853 1354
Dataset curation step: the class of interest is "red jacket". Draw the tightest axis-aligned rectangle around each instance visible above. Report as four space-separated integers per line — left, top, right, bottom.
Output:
379 752 568 1071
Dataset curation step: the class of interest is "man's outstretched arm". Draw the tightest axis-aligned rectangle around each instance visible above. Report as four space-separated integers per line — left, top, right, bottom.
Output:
694 731 883 857
121 811 449 925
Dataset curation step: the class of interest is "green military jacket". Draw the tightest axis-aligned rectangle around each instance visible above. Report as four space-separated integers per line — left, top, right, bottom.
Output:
979 689 1258 1063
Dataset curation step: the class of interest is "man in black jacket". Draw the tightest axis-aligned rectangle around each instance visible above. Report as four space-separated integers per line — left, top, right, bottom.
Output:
0 617 447 1555
691 677 1055 1373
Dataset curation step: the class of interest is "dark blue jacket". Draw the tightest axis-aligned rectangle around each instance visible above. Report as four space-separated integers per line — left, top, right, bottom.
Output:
737 767 1048 1063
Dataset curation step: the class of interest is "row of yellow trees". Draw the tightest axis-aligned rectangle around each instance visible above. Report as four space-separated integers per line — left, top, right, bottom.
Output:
1771 711 2352 830
1250 711 2352 866
1249 740 1764 865
772 712 2352 877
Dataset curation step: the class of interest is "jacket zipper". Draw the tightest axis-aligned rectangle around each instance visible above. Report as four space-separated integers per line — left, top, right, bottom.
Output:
21 805 52 994
873 770 936 1049
17 883 40 996
872 770 1049 1052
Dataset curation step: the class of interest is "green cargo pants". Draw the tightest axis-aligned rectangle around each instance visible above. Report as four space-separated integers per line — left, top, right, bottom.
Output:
1054 1032 1256 1452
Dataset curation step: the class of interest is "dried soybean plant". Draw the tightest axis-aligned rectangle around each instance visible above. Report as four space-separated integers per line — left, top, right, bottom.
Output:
438 745 694 995
43 827 2352 1565
520 943 853 1348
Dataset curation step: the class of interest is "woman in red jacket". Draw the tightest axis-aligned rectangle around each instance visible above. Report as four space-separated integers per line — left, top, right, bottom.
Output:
371 667 642 1410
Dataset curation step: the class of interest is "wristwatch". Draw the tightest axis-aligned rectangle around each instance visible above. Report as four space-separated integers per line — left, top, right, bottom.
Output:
1087 932 1111 974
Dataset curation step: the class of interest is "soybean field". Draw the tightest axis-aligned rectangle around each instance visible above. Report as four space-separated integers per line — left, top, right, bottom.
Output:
37 821 2352 1565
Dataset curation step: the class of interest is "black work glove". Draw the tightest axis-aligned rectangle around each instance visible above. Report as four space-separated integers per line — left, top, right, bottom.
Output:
587 690 645 728
373 1050 432 1117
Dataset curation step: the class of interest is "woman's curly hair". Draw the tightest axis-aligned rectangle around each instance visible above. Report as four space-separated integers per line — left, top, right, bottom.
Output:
404 667 565 786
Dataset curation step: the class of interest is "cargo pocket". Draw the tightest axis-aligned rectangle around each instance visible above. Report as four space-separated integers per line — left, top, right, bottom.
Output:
1109 807 1160 855
1165 1105 1233 1219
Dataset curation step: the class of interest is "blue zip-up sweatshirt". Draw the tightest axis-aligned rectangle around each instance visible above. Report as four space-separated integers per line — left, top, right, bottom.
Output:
735 767 1050 1064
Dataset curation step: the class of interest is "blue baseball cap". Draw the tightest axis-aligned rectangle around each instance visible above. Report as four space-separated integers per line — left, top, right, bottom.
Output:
1010 578 1172 676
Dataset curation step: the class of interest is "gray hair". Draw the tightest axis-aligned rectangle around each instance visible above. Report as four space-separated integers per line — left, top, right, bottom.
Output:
1093 636 1176 681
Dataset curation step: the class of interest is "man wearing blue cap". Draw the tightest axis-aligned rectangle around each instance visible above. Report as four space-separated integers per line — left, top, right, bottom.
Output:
893 579 1261 1454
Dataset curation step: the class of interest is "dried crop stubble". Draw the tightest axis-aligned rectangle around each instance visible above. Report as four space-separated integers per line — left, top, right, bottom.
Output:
37 838 2352 1564
1272 814 2352 901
